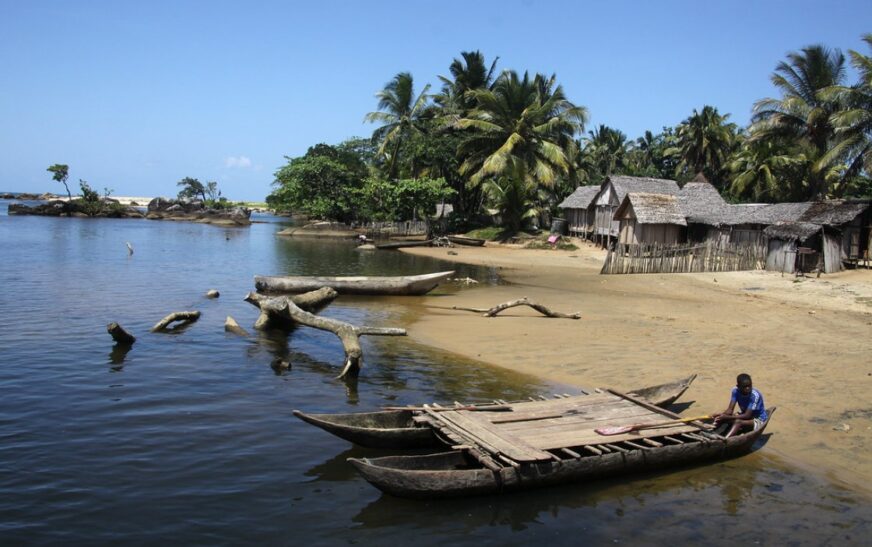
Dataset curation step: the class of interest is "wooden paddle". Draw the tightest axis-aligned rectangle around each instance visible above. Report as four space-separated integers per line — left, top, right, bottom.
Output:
595 414 712 436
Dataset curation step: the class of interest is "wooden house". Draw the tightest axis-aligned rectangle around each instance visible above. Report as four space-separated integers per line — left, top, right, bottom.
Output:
593 176 680 247
763 201 871 273
557 186 600 237
614 193 686 245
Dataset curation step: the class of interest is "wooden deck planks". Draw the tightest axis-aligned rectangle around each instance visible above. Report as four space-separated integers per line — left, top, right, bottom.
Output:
431 408 553 462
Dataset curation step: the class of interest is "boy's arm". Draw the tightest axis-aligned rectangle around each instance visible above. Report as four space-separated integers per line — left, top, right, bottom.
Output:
713 399 738 422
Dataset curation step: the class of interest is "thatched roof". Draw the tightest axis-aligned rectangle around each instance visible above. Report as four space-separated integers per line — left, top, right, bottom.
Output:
678 182 728 222
558 185 600 209
798 201 869 225
608 176 680 202
615 193 687 226
763 222 820 242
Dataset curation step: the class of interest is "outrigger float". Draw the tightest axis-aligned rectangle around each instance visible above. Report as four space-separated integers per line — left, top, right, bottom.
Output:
293 375 773 499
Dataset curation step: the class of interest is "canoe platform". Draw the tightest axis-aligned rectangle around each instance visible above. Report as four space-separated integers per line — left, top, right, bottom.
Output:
413 389 712 469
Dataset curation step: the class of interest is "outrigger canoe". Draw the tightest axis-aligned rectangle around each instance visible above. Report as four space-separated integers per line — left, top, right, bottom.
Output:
345 385 775 499
254 270 454 296
293 375 697 450
375 239 434 250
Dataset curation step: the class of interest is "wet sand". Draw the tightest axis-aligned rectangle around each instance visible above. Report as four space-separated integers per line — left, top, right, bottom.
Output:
399 240 872 497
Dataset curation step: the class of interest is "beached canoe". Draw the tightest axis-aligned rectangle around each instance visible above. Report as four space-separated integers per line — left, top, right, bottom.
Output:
293 375 696 450
447 235 486 247
348 392 775 498
254 270 454 295
375 239 434 250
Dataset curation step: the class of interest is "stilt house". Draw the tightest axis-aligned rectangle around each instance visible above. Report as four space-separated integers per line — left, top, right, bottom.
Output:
557 186 600 237
593 176 680 247
614 193 687 245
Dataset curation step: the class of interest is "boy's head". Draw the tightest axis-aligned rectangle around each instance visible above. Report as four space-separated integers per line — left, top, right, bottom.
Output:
736 373 753 395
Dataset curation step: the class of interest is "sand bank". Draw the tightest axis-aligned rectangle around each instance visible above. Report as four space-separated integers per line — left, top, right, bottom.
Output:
399 240 872 496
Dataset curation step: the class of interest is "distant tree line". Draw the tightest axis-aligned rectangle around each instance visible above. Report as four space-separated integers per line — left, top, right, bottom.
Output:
267 35 872 233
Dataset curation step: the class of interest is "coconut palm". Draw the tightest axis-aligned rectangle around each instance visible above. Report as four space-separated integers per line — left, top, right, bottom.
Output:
580 124 630 183
456 70 588 191
364 72 432 179
750 45 847 198
826 34 872 186
434 50 499 115
670 105 738 186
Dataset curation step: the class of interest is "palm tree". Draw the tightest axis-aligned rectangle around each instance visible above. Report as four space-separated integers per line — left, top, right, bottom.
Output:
670 105 737 186
580 124 630 183
750 44 847 198
364 72 431 179
827 34 872 188
456 70 588 191
434 50 499 116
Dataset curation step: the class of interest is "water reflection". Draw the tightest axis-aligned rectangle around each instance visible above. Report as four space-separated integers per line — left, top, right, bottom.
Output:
348 451 870 542
108 343 132 369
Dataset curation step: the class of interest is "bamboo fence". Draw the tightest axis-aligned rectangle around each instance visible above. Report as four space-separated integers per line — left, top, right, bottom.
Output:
601 241 767 275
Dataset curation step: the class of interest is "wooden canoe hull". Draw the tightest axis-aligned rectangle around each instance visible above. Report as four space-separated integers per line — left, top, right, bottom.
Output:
293 375 697 449
254 270 454 295
292 409 439 449
447 236 486 247
347 413 773 499
375 239 434 250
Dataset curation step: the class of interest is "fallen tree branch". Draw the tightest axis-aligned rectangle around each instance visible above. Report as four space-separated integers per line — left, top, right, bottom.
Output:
452 297 581 319
244 288 404 378
107 322 136 345
224 315 250 337
244 287 338 330
151 311 201 332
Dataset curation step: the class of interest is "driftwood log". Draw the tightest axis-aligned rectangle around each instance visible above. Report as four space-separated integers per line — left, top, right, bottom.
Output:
245 287 338 330
151 311 201 332
245 289 405 378
452 297 581 319
224 315 250 337
107 322 136 345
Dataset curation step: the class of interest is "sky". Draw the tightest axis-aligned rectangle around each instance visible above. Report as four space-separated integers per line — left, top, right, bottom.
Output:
1 1 871 202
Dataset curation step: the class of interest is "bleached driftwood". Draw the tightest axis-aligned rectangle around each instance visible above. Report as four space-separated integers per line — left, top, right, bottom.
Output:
224 315 250 337
244 287 338 330
151 311 201 332
245 288 405 378
107 322 136 345
453 297 581 319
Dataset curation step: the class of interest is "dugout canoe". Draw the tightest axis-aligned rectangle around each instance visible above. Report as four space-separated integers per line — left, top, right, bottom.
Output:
446 235 486 247
375 239 434 250
254 270 454 295
347 397 776 499
292 375 696 450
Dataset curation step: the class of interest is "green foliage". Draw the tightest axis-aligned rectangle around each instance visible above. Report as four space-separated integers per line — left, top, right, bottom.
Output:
482 166 539 235
667 105 739 188
356 177 454 222
47 163 72 200
177 177 207 201
269 143 369 222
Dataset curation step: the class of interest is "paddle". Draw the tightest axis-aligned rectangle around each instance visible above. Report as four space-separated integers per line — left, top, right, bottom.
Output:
595 414 712 436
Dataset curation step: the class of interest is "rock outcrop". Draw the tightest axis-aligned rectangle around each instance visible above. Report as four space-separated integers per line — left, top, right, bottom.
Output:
146 198 251 226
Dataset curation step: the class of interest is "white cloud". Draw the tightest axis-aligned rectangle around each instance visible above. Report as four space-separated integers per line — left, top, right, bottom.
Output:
224 155 252 168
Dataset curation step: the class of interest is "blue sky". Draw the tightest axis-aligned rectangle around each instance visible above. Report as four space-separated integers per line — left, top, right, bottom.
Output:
1 1 870 201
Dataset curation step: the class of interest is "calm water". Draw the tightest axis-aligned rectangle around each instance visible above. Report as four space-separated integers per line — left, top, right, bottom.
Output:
0 200 869 545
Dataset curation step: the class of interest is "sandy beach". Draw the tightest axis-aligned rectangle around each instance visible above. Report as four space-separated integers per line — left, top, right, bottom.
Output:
399 240 872 496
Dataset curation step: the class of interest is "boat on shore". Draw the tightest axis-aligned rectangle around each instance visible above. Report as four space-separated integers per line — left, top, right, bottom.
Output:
374 239 435 250
342 382 773 499
447 235 486 247
254 270 454 296
348 408 773 498
293 375 696 450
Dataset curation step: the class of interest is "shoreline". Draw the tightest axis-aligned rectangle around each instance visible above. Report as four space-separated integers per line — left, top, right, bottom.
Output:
398 240 872 498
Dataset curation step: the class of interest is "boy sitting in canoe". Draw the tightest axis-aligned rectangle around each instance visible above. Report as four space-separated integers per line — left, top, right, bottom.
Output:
713 373 768 438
